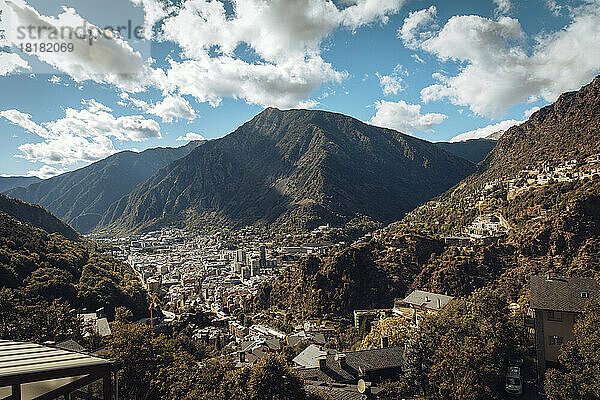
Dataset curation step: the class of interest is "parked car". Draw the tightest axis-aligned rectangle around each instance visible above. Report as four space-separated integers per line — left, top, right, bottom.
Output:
506 366 523 396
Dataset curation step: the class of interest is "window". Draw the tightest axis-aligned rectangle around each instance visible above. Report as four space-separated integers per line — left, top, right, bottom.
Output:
547 311 562 321
548 335 564 346
581 291 589 298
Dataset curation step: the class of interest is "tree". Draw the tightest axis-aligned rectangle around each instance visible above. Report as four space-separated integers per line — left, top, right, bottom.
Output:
115 306 134 323
246 356 311 400
24 267 77 304
545 298 600 400
360 315 411 349
101 322 164 400
405 288 525 400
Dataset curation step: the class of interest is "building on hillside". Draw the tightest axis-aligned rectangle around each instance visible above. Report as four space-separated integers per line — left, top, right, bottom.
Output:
79 310 112 338
294 344 404 385
395 290 455 326
528 274 599 379
353 309 392 332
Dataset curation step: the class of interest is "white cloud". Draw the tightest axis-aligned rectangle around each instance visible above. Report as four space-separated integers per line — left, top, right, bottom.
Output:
18 134 116 165
493 0 511 16
340 0 406 29
0 52 30 75
129 0 170 38
146 95 196 123
408 3 600 116
3 0 165 92
46 101 161 142
523 106 541 119
369 99 447 134
545 0 564 16
449 119 522 142
4 0 407 107
166 56 346 108
119 92 196 122
1 100 161 166
0 109 50 138
27 165 69 179
176 132 205 141
397 6 437 50
376 64 406 96
158 0 405 108
411 54 425 64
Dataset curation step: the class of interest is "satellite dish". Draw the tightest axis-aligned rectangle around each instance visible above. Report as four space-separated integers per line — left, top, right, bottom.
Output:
358 379 366 393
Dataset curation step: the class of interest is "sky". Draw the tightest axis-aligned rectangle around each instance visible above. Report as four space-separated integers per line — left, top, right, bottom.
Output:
0 0 599 178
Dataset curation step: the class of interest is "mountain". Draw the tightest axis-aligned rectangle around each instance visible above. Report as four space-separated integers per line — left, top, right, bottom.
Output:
482 75 600 178
254 75 600 317
99 108 477 233
435 138 497 164
0 176 42 193
0 193 79 240
7 141 203 233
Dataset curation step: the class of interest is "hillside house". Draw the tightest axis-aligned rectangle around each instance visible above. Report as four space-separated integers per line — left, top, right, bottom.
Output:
294 344 404 385
395 290 455 326
528 274 599 379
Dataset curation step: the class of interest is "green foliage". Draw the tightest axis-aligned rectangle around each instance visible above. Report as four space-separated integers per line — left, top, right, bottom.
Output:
0 194 79 240
256 246 396 318
103 323 316 400
0 213 147 343
359 316 411 350
0 288 82 343
545 298 600 400
404 288 527 400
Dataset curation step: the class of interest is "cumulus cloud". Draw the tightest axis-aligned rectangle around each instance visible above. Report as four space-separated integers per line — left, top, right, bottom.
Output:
3 0 407 107
176 132 205 141
0 109 51 138
397 6 437 50
493 0 511 16
1 100 161 167
449 119 522 142
376 64 406 96
129 0 170 38
159 0 405 108
119 92 197 122
369 99 447 134
402 3 600 116
0 52 30 75
146 95 196 123
166 56 346 108
46 101 161 142
17 135 116 165
2 0 164 92
27 165 69 179
545 0 564 16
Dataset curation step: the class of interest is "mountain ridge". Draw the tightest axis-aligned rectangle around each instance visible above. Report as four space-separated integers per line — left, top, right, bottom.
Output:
0 193 79 240
435 138 497 164
7 141 203 233
98 108 477 233
0 176 43 193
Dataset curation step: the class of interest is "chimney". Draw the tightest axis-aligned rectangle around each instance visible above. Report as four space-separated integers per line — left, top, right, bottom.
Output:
336 353 347 369
317 356 327 370
239 351 245 364
437 297 442 309
380 336 389 348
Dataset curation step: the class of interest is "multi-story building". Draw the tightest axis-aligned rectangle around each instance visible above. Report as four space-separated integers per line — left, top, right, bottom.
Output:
529 274 599 379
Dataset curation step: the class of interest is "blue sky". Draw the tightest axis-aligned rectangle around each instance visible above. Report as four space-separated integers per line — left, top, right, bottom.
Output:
0 0 599 178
